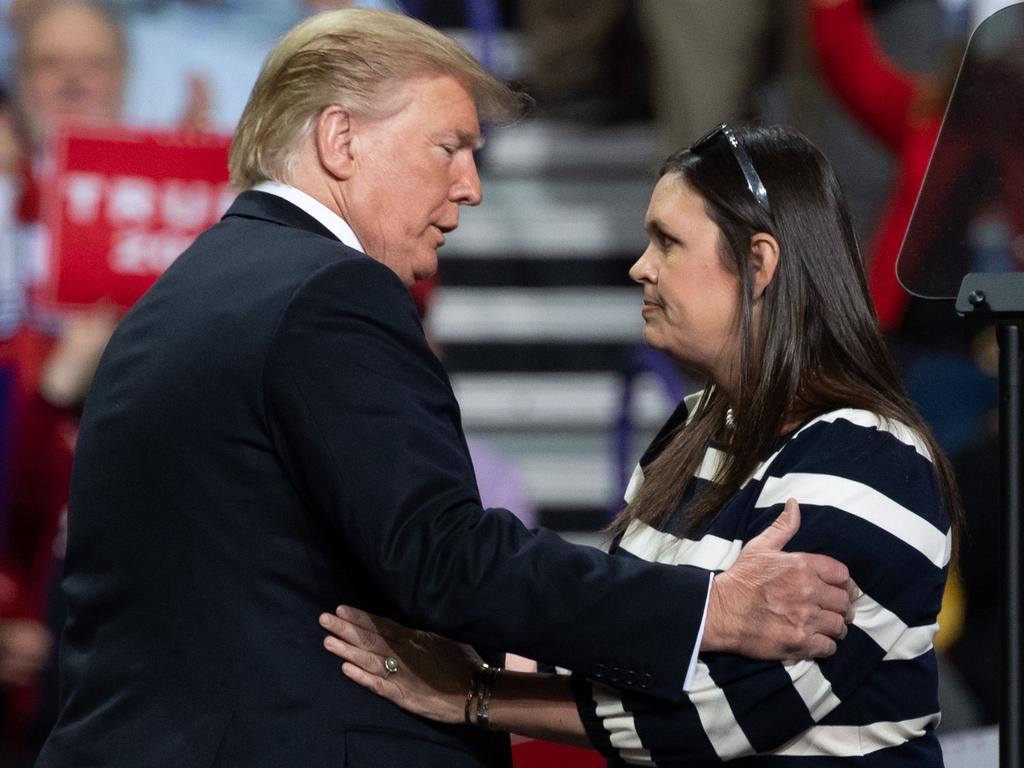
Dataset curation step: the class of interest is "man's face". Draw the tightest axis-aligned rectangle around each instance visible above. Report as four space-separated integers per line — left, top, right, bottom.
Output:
342 74 483 287
18 4 124 142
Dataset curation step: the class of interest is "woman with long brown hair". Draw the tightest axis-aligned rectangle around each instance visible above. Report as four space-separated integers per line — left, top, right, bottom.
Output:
318 123 958 765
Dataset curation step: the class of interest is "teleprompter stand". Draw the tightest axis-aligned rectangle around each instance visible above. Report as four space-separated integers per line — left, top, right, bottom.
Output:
956 273 1024 768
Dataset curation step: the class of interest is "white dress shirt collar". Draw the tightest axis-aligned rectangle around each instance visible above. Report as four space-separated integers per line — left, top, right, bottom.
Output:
252 180 366 255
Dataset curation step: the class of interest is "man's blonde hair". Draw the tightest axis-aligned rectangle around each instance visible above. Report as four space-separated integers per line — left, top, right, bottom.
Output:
229 9 521 189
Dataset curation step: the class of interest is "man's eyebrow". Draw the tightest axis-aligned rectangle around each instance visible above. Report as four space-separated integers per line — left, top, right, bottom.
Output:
455 129 485 150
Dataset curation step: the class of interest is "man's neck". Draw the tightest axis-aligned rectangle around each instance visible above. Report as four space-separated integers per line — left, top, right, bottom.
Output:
251 180 366 254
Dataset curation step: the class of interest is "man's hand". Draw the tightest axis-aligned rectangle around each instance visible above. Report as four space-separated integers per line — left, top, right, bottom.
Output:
701 498 858 659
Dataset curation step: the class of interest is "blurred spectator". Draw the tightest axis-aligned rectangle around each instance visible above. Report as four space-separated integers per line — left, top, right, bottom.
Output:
0 1 125 757
809 0 955 333
2 0 127 334
519 0 651 124
638 0 775 151
17 0 126 147
776 0 945 265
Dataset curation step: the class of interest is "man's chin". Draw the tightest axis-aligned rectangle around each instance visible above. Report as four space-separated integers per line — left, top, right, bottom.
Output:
412 254 439 282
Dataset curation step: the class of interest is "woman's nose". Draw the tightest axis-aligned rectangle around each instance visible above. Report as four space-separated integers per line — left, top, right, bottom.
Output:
629 247 656 284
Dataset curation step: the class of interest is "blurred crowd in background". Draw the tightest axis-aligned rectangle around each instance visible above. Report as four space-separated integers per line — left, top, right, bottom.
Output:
0 0 1019 764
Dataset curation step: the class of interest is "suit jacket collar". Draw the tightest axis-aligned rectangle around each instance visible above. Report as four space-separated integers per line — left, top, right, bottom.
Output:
223 190 342 244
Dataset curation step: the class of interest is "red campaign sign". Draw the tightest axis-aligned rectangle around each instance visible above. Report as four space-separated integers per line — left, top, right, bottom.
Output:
511 736 605 767
42 124 235 308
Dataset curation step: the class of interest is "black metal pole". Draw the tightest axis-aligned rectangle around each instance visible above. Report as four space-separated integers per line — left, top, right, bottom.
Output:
999 321 1022 768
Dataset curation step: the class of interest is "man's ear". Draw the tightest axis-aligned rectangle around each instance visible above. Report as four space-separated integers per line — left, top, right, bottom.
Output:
315 105 355 180
750 232 780 300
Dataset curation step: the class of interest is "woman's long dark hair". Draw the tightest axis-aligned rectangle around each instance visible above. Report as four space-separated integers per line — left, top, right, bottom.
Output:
614 124 961 547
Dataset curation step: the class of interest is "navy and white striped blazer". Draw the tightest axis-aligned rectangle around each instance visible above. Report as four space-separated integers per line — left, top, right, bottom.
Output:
573 397 949 766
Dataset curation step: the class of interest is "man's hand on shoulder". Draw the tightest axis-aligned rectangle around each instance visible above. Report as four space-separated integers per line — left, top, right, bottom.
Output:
701 498 858 659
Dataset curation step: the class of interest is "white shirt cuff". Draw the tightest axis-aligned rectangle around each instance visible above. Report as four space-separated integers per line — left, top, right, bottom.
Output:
682 571 714 691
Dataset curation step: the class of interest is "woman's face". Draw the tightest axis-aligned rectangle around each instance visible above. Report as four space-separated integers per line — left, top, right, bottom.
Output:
630 174 742 388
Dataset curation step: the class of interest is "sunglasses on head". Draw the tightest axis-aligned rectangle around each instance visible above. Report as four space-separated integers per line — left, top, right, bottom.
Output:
690 123 771 214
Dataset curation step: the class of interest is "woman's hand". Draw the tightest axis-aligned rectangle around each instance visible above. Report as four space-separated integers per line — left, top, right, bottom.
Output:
319 606 482 724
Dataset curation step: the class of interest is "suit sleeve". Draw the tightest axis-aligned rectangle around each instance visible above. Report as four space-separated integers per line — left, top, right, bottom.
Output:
571 419 949 762
261 256 707 702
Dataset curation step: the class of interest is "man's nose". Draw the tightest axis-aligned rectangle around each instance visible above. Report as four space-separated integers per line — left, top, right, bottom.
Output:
451 153 482 206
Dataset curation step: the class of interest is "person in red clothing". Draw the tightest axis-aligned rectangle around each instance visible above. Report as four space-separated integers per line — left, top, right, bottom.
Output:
809 0 955 332
0 78 58 759
809 0 1005 453
0 333 70 681
0 2 127 756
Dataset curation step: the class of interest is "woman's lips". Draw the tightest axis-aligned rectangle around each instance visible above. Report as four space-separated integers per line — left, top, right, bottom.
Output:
641 300 661 316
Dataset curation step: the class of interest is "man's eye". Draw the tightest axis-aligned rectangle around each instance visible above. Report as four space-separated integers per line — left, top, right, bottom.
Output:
442 145 457 156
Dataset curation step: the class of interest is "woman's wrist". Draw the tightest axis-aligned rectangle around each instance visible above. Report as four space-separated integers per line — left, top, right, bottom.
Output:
467 670 593 749
464 662 500 729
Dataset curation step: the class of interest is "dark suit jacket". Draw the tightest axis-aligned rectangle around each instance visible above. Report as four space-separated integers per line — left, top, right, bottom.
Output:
35 191 708 768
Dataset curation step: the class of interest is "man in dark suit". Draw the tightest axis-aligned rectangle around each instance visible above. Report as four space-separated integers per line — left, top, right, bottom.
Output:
36 9 855 767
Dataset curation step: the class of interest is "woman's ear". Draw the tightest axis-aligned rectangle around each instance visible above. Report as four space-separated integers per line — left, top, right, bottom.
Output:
749 232 780 300
315 105 356 180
